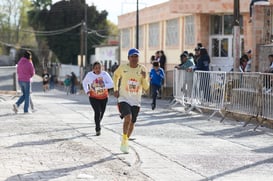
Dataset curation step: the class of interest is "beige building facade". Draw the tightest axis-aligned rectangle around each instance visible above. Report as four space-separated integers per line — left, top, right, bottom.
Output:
118 0 273 72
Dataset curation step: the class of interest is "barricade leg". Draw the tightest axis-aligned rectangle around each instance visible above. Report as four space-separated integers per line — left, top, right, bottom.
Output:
242 116 259 128
254 118 266 131
208 110 224 121
184 104 202 115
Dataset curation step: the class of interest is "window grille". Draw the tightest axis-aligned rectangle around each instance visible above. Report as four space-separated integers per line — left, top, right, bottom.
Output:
121 28 130 49
149 23 159 48
185 16 195 45
166 18 179 46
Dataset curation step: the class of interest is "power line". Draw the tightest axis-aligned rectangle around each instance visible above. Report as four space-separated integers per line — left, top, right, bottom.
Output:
0 23 112 50
18 23 109 38
0 40 35 51
20 23 82 36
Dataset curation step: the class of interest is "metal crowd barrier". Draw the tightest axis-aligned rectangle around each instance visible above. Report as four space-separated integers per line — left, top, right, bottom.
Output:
171 70 227 120
171 70 273 130
163 69 174 99
259 73 273 127
222 72 261 129
189 71 226 119
169 69 194 107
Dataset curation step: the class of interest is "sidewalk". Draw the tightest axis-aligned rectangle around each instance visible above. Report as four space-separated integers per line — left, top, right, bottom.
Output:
1 86 273 181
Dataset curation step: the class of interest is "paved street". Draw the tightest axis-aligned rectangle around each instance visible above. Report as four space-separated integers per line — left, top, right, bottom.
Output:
1 77 273 181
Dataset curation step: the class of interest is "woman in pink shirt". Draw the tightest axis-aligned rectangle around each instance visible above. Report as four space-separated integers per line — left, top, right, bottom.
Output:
13 50 35 114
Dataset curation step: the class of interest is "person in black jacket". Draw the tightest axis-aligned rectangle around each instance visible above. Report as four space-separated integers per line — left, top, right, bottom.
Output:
194 48 210 71
70 72 77 94
159 50 166 70
188 48 211 102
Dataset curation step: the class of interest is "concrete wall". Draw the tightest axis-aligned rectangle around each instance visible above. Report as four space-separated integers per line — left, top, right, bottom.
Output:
252 5 273 72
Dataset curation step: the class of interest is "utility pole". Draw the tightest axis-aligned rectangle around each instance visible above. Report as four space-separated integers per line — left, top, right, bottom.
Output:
136 0 139 49
233 0 240 72
79 1 88 87
80 21 84 85
84 3 88 67
80 21 84 67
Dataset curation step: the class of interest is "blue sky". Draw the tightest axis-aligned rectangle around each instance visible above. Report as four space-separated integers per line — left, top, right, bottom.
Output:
53 0 168 24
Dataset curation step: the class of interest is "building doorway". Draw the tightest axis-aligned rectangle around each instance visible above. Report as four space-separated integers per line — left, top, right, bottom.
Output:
209 15 244 72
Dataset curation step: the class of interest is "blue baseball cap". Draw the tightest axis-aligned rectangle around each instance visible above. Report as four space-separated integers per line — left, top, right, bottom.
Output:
128 48 140 57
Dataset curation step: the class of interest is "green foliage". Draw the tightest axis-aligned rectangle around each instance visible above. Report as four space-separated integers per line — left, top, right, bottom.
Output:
28 0 109 65
0 0 36 54
30 0 52 10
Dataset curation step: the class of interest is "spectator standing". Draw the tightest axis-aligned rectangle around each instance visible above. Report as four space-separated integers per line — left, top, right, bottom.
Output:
245 50 252 72
111 62 119 73
155 51 160 62
175 52 194 70
188 47 211 102
197 43 203 49
42 69 50 92
157 50 166 98
13 50 35 114
265 54 273 73
159 50 166 70
70 72 77 94
29 77 34 111
113 48 149 153
150 55 156 64
192 47 210 71
63 75 71 95
264 54 273 90
29 57 34 111
150 61 165 110
239 55 248 72
50 75 55 89
194 47 201 65
82 62 113 136
188 53 195 65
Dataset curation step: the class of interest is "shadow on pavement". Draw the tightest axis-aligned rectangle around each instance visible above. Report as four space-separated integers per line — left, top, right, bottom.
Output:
199 157 273 181
4 155 117 181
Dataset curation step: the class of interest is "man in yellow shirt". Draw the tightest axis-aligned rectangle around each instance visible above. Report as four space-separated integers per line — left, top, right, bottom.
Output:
113 48 149 153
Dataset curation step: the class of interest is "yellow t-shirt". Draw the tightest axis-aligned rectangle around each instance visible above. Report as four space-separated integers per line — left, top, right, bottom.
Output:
113 64 149 106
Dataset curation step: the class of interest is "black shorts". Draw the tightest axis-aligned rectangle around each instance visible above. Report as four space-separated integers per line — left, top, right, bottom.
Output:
118 102 140 123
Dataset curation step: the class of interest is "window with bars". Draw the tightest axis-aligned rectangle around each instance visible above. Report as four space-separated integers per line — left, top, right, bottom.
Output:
121 28 130 49
166 18 179 46
149 23 159 48
185 16 195 45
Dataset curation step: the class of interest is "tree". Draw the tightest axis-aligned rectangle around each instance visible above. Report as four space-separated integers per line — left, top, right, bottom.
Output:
31 0 52 10
28 0 109 65
0 0 36 55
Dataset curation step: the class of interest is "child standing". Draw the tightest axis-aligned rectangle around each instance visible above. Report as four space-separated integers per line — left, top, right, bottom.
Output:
63 75 71 95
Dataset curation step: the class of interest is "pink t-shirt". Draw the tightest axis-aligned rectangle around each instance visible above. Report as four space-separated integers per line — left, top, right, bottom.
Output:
17 57 35 82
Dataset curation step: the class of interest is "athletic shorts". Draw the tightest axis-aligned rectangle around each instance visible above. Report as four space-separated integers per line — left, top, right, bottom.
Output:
118 102 140 123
